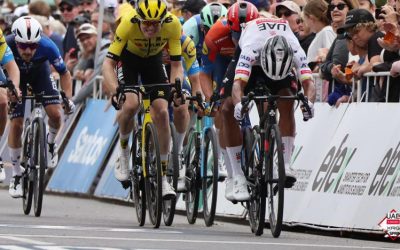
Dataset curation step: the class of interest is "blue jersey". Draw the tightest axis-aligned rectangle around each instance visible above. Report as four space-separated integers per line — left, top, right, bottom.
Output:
6 35 67 75
182 14 204 63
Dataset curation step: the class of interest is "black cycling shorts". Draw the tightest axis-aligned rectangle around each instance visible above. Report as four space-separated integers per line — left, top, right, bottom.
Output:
118 49 170 102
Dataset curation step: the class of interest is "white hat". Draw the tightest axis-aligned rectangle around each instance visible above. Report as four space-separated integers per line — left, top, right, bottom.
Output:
276 1 301 14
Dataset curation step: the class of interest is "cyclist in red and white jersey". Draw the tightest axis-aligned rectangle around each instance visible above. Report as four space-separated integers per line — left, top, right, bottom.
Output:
223 17 316 200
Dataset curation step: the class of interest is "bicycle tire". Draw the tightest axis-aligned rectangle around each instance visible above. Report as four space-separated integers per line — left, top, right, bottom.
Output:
22 125 33 215
33 119 46 217
144 123 162 228
131 128 146 226
202 128 218 227
163 123 179 226
185 128 200 224
266 124 285 238
245 126 266 236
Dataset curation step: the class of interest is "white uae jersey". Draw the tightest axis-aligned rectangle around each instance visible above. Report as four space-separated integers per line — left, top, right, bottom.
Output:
234 18 313 83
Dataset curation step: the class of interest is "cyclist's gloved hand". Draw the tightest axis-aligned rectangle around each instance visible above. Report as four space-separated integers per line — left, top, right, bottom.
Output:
301 100 314 121
64 99 76 115
234 102 245 121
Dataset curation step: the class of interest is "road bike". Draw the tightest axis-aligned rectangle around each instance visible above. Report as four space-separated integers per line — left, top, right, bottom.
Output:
181 94 220 226
21 85 69 217
114 79 182 228
241 87 311 237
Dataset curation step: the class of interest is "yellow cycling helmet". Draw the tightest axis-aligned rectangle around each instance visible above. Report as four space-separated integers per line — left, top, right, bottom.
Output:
136 0 168 21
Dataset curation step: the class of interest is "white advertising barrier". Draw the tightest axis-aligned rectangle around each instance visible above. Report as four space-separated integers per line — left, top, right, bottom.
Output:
284 103 348 223
286 102 400 232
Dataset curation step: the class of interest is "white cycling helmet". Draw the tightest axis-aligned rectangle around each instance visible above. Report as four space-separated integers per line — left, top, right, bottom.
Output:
260 35 294 81
11 16 43 44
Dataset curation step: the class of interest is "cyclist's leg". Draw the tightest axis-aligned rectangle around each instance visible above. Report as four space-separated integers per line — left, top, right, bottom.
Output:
0 69 7 181
275 75 298 184
28 64 62 168
7 79 27 198
220 51 249 201
142 53 175 198
115 52 141 182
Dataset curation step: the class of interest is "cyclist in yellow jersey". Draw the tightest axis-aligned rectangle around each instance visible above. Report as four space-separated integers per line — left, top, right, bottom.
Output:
103 0 184 199
0 28 20 183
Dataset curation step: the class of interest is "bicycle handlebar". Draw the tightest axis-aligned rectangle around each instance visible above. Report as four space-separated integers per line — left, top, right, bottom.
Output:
111 78 183 110
241 91 313 121
0 70 20 113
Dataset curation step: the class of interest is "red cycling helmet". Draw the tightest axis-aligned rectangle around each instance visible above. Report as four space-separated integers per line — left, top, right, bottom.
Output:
227 1 259 32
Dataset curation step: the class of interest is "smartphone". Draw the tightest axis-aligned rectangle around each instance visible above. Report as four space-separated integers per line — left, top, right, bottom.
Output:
69 48 78 59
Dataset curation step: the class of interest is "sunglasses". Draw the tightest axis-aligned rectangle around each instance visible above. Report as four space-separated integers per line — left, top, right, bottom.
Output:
140 19 162 26
60 5 73 12
328 3 347 11
277 10 295 18
16 42 39 50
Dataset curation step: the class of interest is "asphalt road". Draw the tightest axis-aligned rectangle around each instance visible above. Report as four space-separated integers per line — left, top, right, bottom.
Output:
0 189 398 250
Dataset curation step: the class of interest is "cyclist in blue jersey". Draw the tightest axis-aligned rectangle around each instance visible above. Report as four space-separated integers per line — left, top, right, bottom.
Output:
182 2 228 65
0 28 20 183
6 16 74 198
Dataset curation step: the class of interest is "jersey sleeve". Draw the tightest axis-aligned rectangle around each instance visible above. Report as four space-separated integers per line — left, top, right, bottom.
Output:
182 16 200 45
181 35 196 71
43 37 67 74
287 32 313 83
166 15 182 61
107 12 133 60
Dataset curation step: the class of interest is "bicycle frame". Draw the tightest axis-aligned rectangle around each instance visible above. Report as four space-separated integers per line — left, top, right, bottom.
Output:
140 97 152 178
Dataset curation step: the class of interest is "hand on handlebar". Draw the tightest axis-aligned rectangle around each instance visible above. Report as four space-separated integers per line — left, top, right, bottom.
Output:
111 85 126 110
301 100 314 121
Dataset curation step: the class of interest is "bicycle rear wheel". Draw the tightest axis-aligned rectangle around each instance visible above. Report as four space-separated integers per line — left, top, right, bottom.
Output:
163 123 179 226
144 123 162 228
184 128 200 224
202 128 218 227
131 128 146 226
245 126 266 236
33 119 46 217
265 124 284 238
22 125 33 215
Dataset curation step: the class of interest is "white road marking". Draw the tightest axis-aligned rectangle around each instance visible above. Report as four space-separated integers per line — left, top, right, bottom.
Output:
0 246 37 250
0 225 181 234
36 246 123 250
0 236 52 245
0 234 396 250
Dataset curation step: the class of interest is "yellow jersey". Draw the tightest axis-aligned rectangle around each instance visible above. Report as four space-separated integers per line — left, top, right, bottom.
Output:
0 29 7 62
107 10 182 60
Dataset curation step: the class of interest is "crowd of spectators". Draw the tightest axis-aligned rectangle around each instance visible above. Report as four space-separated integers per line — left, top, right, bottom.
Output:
1 0 400 106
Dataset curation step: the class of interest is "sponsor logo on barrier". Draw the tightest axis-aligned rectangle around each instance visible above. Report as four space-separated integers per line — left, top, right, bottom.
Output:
312 134 359 194
67 126 108 166
378 209 400 240
369 142 400 197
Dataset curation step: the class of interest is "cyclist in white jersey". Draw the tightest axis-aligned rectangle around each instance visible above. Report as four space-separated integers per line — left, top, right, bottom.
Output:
222 17 316 201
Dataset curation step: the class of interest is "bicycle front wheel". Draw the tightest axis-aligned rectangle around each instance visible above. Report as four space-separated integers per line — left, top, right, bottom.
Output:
163 123 179 226
245 126 266 236
22 125 33 215
33 119 46 217
184 128 200 224
265 124 285 238
131 128 146 226
202 128 218 227
144 123 162 228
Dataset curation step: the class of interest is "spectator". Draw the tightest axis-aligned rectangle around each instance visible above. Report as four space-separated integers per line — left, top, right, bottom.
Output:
72 24 111 104
79 0 98 14
59 0 81 60
181 0 206 22
31 15 64 57
359 0 375 15
72 23 98 83
298 12 316 53
91 9 113 39
320 0 359 106
28 0 52 17
303 0 336 72
337 9 384 101
275 1 302 35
